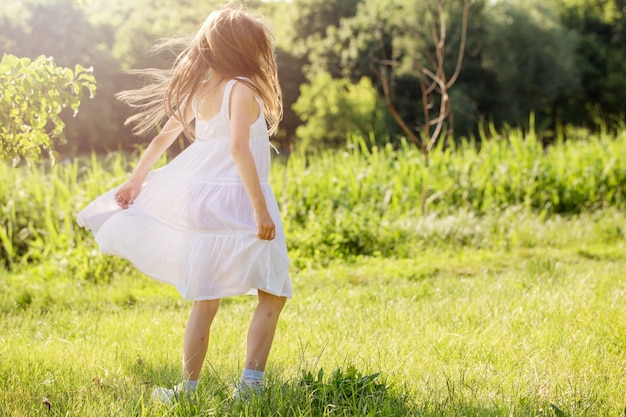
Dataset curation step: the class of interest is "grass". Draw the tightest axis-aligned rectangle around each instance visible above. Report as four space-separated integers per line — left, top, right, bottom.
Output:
1 210 625 416
1 126 625 414
2 126 625 269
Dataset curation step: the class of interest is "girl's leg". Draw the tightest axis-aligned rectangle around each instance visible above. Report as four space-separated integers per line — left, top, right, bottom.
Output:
152 299 222 403
183 299 221 381
244 290 287 372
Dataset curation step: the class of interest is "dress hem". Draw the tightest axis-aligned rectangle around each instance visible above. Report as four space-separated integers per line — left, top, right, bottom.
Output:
148 274 293 301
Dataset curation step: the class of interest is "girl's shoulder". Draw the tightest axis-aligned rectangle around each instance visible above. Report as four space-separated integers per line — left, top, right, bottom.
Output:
228 79 262 124
229 77 262 105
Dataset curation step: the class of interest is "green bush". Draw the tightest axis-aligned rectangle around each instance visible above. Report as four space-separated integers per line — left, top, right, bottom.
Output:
1 127 624 270
293 73 391 150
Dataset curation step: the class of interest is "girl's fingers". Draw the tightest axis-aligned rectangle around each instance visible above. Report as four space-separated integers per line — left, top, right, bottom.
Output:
257 226 275 240
115 186 140 208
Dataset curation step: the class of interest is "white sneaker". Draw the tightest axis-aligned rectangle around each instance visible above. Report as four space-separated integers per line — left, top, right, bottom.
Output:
151 383 193 404
232 381 262 401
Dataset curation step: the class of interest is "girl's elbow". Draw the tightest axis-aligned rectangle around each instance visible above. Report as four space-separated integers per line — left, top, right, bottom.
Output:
230 141 249 157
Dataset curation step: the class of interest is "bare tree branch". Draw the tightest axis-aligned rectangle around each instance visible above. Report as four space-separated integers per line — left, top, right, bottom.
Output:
380 65 425 153
447 0 473 87
377 0 474 208
422 66 449 151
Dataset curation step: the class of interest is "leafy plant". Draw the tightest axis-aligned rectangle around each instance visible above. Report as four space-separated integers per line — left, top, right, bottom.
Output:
1 126 624 269
300 366 383 404
293 73 389 150
0 54 96 164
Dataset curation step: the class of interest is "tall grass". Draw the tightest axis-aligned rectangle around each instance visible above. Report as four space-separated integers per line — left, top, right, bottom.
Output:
276 126 625 219
276 127 625 263
0 153 134 276
1 127 625 269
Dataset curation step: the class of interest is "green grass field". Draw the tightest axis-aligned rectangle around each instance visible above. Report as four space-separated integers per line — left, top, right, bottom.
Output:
1 128 625 415
1 209 625 416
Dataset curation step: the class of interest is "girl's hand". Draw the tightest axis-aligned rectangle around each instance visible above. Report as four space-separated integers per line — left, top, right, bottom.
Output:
254 209 276 240
115 181 141 209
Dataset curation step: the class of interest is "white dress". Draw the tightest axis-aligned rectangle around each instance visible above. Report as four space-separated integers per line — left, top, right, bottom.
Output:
77 79 292 300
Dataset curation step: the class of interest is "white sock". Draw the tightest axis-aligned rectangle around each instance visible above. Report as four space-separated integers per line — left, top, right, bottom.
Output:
241 368 264 386
181 379 198 392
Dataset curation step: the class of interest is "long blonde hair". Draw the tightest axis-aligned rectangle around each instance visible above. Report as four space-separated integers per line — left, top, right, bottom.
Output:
117 6 283 139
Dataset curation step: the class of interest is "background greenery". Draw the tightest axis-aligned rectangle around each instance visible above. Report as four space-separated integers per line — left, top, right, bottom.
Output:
1 0 625 153
0 54 96 164
1 127 624 272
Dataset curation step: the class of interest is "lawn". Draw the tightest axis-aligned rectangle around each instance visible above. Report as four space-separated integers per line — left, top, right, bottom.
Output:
1 210 625 416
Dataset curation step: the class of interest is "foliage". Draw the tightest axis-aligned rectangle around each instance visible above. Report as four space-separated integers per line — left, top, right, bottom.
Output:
1 0 624 150
297 366 409 415
293 0 492 140
482 0 581 128
1 126 624 270
281 125 625 263
558 0 626 125
0 153 132 274
0 54 96 164
558 0 625 25
288 0 624 140
0 0 133 153
1 213 626 415
85 0 223 70
285 0 361 57
275 47 307 148
292 73 390 150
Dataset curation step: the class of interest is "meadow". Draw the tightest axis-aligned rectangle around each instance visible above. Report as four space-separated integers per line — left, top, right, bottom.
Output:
0 126 625 416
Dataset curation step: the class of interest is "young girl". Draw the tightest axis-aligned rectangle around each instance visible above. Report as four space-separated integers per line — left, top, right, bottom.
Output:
77 7 291 402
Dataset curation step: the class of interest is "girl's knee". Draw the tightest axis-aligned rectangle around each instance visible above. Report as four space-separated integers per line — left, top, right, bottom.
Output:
194 299 221 316
257 291 287 312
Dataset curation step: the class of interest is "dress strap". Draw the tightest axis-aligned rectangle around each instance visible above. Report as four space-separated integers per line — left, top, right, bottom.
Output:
221 77 262 121
191 95 199 119
220 79 239 121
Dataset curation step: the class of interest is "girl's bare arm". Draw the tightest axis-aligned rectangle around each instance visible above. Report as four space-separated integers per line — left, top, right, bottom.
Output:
229 82 275 241
116 110 192 208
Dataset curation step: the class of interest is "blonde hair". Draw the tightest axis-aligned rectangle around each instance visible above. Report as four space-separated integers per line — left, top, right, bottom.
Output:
117 6 283 138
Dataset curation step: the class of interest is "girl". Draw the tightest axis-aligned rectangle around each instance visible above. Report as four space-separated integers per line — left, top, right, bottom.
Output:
77 7 291 403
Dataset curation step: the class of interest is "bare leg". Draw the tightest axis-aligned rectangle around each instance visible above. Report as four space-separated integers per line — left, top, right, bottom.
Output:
183 299 221 381
245 290 287 371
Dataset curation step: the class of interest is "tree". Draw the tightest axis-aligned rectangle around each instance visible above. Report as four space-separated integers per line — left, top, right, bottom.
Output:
558 0 626 125
300 0 486 143
0 54 96 164
377 0 475 160
0 0 128 153
344 0 474 212
86 0 224 70
269 0 362 148
287 0 361 53
482 0 581 131
293 72 389 150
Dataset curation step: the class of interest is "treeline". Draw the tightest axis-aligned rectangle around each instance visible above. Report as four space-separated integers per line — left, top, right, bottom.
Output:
1 0 624 153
